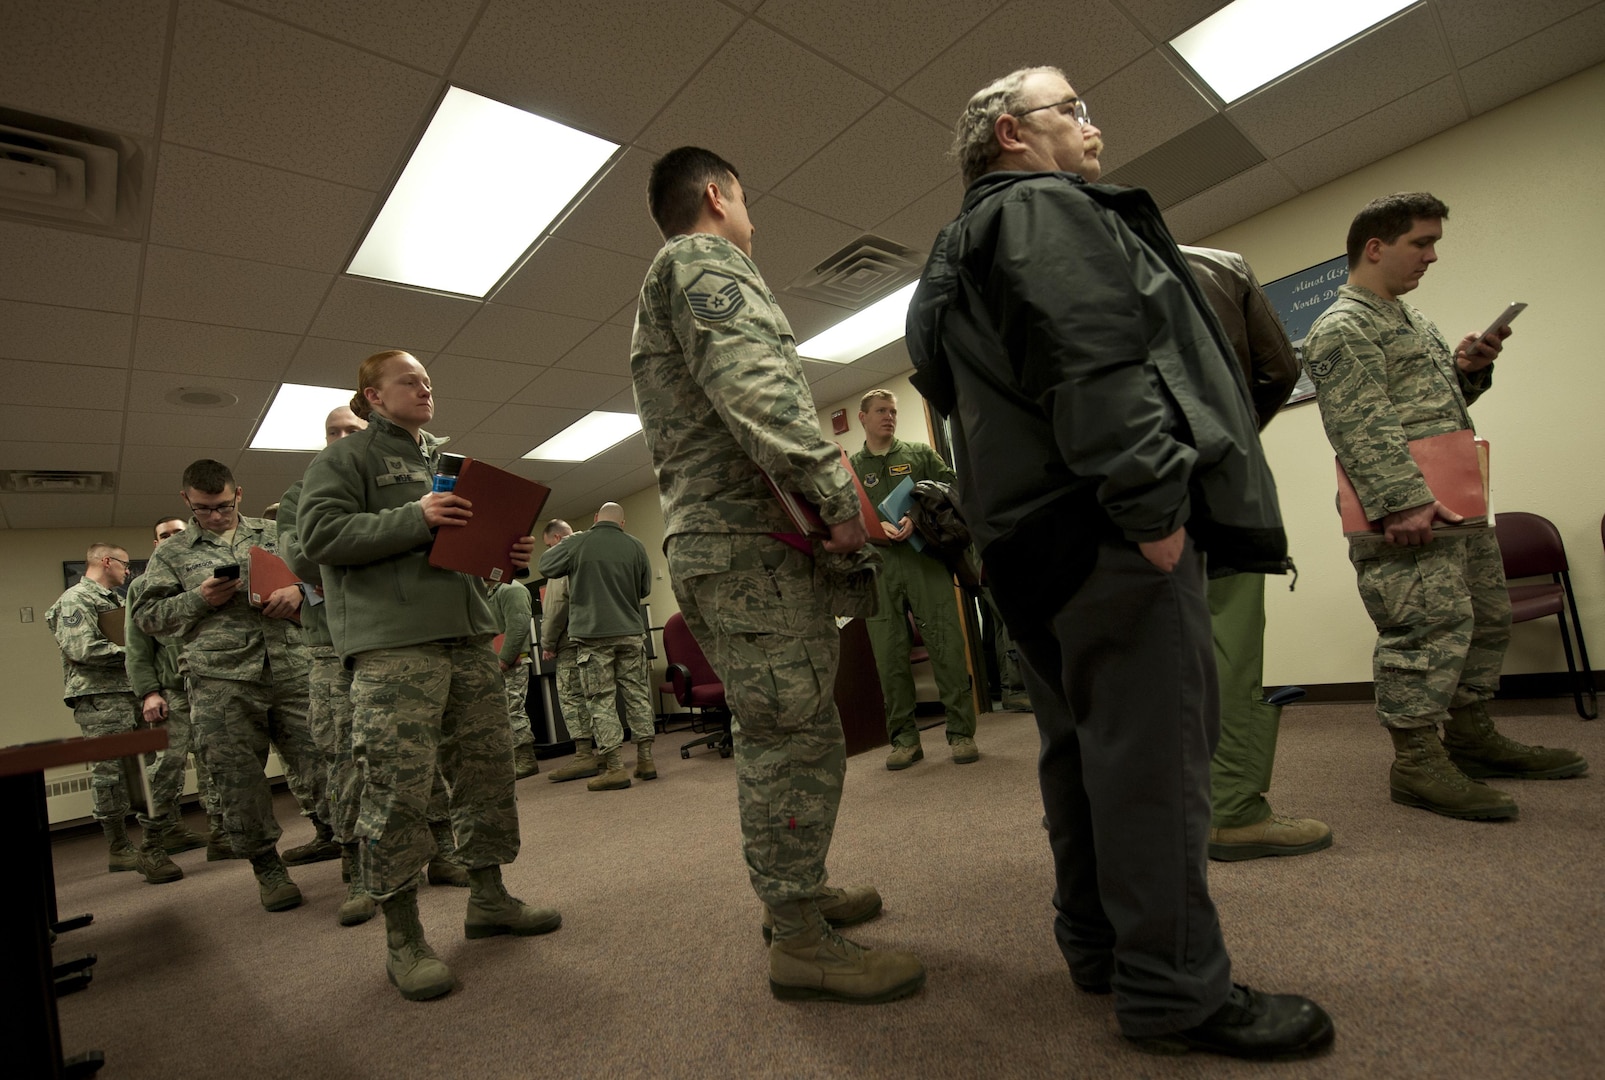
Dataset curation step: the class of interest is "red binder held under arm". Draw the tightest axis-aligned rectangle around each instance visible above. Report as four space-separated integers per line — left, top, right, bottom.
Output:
761 448 888 544
248 546 303 623
427 457 552 582
1336 429 1491 537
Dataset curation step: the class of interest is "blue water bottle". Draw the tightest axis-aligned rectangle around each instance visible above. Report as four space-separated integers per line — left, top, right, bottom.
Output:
432 453 465 493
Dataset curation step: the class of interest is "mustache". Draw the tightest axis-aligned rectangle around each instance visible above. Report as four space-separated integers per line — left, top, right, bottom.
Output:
1084 134 1105 158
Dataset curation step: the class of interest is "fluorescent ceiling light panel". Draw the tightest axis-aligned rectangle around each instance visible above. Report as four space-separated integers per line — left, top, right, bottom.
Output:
1171 0 1415 103
348 87 618 297
523 411 642 462
796 282 920 365
250 384 356 451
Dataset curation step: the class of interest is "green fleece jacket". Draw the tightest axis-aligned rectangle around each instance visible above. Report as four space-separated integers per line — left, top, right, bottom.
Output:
298 414 496 661
536 521 650 640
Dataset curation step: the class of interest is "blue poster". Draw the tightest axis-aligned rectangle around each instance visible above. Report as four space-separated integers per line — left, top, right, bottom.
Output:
1260 253 1346 406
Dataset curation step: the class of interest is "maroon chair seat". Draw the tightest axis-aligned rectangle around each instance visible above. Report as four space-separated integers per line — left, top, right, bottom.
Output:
661 612 733 758
1493 511 1597 719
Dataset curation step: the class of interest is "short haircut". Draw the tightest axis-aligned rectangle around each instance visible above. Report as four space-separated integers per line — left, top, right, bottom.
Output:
647 147 741 239
1346 192 1450 268
859 389 897 413
542 518 572 540
182 459 234 496
953 66 1065 187
86 542 125 563
152 517 184 539
261 503 279 521
352 350 413 420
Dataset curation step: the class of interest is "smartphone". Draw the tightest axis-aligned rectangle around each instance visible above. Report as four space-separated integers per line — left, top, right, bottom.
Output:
1470 301 1526 348
214 564 241 580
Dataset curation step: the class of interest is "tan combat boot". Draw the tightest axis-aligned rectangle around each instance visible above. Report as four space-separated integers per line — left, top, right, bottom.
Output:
885 743 924 771
205 814 236 861
283 815 342 865
762 884 883 942
136 834 184 885
338 843 376 927
157 811 208 855
1209 813 1333 861
464 866 562 939
249 850 304 911
768 902 925 1003
548 738 600 783
1443 702 1589 780
587 748 631 791
382 889 454 1001
634 738 657 781
103 819 139 873
1389 726 1517 820
426 819 469 886
512 743 540 779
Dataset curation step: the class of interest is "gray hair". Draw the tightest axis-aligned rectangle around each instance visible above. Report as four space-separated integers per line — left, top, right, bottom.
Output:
952 66 1065 187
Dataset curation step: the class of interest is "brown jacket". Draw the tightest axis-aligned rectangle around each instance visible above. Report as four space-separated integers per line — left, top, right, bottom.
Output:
1182 245 1299 430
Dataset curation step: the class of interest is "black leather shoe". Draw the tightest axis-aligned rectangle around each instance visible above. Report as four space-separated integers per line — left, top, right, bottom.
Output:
1129 984 1334 1059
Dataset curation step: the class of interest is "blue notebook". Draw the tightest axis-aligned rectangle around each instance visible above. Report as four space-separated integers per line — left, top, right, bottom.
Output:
875 476 924 551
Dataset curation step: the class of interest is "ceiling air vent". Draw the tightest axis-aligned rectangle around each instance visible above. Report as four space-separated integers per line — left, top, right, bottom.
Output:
0 106 150 238
0 470 116 494
788 234 924 310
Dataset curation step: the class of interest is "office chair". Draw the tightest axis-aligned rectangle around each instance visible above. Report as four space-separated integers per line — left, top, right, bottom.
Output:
1494 511 1597 719
660 612 733 758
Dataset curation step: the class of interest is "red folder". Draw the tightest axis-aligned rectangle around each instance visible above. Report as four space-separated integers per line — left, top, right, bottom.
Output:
761 447 889 544
428 457 551 582
1336 430 1490 537
248 546 304 623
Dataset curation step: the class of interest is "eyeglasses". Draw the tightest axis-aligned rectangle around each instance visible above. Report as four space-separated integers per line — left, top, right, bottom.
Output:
106 556 131 570
1014 96 1089 127
186 497 239 518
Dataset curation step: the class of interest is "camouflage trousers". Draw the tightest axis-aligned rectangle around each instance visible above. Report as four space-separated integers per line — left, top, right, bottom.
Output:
504 660 534 750
669 533 844 907
1351 528 1512 730
348 637 519 900
71 693 146 825
309 647 360 845
553 644 587 740
576 634 655 754
188 668 324 860
142 687 222 823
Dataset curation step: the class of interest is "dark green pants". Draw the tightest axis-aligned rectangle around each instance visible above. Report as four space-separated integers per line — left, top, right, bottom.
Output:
865 542 975 746
1207 573 1281 829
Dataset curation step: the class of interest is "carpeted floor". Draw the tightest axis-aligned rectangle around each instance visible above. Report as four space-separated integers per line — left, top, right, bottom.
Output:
49 698 1604 1079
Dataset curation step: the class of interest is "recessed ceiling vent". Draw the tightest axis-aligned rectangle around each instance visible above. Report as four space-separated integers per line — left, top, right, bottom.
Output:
788 234 924 310
0 470 116 494
0 106 150 238
163 386 239 409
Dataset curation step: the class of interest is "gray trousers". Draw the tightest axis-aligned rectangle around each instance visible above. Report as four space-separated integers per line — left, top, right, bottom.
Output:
1003 535 1232 1038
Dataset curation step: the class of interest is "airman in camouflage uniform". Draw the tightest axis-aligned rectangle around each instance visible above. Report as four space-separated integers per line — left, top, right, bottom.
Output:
132 461 326 911
537 504 657 789
1305 192 1586 821
631 146 922 1003
48 543 180 882
539 519 596 782
488 580 539 778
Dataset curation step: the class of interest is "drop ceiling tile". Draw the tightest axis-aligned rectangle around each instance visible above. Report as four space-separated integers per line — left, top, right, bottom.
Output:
0 358 127 410
476 403 583 441
0 405 123 445
118 444 240 475
552 149 669 260
895 0 1151 127
741 197 863 292
0 0 168 136
1275 78 1468 192
494 238 651 323
0 301 134 368
149 144 376 273
1161 162 1300 245
0 441 119 472
1084 51 1219 173
284 338 436 389
163 0 440 189
425 354 541 404
771 99 958 230
513 368 634 410
1460 6 1605 115
125 370 277 419
133 319 301 381
425 397 499 437
802 359 839 384
602 385 639 412
639 21 883 191
114 495 199 528
771 290 858 341
758 0 1004 89
0 221 141 313
0 494 114 529
553 325 634 377
506 458 573 486
141 246 331 334
235 449 316 480
872 177 964 255
230 0 483 73
123 413 256 449
1116 0 1234 39
853 339 915 375
446 432 542 464
540 460 638 494
1228 6 1450 157
592 434 651 469
1436 0 1597 65
447 304 598 366
117 471 191 497
452 0 742 143
609 300 639 328
309 279 478 351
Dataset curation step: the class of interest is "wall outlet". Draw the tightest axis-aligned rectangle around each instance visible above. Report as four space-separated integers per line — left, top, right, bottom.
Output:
20 606 33 623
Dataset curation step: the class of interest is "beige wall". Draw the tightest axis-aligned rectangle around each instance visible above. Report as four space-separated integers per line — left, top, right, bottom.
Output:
1204 62 1605 686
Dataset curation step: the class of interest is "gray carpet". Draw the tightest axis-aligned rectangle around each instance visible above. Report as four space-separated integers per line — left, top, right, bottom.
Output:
50 698 1605 1079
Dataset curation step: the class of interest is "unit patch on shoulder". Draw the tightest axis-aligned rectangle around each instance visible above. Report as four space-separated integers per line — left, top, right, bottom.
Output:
888 463 912 476
862 473 880 488
1306 345 1345 381
683 271 745 323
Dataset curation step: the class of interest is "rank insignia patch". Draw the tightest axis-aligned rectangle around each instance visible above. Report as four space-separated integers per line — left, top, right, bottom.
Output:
683 271 745 323
1307 346 1343 381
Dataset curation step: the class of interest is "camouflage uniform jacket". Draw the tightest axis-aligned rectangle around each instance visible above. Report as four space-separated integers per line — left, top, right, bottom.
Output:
487 582 532 663
630 232 859 541
131 515 308 683
536 521 650 639
539 574 571 650
1304 283 1493 531
276 477 332 649
123 572 183 697
46 577 130 704
298 412 496 660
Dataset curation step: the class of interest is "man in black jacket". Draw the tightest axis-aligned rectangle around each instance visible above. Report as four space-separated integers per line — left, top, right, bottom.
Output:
905 65 1330 1060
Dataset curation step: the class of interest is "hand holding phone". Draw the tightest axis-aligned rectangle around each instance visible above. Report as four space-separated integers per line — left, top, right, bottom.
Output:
201 565 242 608
214 564 241 580
1467 302 1525 352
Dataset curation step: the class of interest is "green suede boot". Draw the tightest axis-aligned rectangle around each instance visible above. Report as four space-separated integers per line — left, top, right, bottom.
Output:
548 738 600 782
1443 702 1589 780
102 818 138 873
464 865 562 939
1389 726 1518 820
383 889 453 1001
